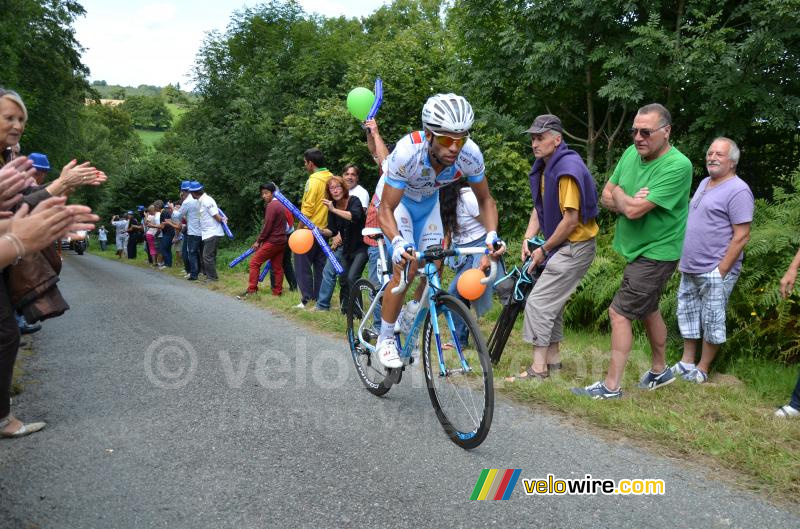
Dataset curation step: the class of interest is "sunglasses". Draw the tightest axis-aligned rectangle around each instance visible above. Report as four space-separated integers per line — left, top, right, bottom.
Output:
629 124 667 138
431 132 469 149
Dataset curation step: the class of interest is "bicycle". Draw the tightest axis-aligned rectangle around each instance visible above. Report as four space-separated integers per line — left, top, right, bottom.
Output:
487 237 545 364
346 227 502 449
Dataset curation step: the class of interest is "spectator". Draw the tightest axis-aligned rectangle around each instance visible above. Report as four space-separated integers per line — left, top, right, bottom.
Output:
28 152 49 185
156 201 177 268
143 204 162 268
438 179 498 345
181 181 202 281
506 115 598 381
125 211 141 259
0 194 98 437
362 119 391 287
177 181 191 276
671 138 753 383
190 182 224 282
111 214 129 259
294 148 332 308
573 103 692 399
237 182 288 298
97 225 108 251
315 175 367 312
343 164 369 212
171 200 183 267
776 243 800 418
270 200 297 292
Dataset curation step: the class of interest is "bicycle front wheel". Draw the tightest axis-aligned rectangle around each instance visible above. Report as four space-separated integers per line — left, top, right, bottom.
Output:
422 294 494 449
347 278 394 396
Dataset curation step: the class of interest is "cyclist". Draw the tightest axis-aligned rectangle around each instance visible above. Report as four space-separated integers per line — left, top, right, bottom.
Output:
376 93 505 368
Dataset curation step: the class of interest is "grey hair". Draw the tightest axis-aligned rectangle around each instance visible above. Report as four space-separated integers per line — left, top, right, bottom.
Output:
712 137 740 166
637 103 671 127
0 88 28 122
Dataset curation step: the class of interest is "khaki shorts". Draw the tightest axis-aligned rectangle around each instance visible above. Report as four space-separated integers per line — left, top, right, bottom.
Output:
610 257 677 320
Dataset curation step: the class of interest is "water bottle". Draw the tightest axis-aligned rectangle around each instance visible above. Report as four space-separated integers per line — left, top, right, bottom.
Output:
397 300 420 335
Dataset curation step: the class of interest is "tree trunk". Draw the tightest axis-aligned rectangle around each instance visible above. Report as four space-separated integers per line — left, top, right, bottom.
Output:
667 0 685 109
585 64 596 169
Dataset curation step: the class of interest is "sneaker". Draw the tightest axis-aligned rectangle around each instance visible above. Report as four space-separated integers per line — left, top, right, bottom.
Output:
186 276 197 281
236 291 253 300
292 302 306 309
670 362 693 377
158 264 167 269
637 367 676 390
774 405 800 418
377 338 403 369
571 381 622 399
682 368 708 384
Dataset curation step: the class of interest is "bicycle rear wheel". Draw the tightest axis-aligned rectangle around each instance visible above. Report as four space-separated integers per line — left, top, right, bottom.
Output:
347 278 395 396
422 294 493 449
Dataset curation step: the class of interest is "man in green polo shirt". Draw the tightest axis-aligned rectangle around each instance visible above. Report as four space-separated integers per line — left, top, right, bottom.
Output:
572 103 692 399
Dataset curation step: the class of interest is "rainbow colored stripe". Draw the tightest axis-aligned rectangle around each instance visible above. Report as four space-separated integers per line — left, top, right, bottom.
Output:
470 469 522 500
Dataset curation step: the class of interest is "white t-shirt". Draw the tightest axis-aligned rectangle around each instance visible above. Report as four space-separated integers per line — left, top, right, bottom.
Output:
453 188 486 245
180 196 201 236
349 184 370 211
197 193 224 240
146 212 161 236
112 219 128 237
98 227 108 241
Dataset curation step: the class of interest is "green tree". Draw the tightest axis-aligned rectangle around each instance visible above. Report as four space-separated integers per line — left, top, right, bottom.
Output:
0 0 90 163
120 95 173 130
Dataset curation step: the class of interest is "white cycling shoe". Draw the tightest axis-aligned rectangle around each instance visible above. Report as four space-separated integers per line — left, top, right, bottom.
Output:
377 338 403 369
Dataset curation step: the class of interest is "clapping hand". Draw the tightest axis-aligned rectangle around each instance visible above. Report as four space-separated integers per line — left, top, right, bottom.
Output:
0 157 35 210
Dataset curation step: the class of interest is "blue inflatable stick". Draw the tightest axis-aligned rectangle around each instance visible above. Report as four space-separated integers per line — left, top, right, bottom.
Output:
259 261 272 282
366 78 383 121
218 208 234 239
273 191 344 274
229 247 255 268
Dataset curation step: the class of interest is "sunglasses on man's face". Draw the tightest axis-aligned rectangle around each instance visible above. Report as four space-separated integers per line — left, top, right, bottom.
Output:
432 132 469 149
629 124 667 139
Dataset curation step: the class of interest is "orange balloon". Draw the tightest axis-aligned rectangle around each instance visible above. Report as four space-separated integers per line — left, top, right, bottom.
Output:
457 268 487 301
289 229 314 254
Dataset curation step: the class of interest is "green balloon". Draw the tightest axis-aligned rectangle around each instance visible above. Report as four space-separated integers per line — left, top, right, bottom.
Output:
346 87 375 121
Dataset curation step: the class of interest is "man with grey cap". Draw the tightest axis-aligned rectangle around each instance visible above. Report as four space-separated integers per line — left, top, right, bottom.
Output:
506 114 599 382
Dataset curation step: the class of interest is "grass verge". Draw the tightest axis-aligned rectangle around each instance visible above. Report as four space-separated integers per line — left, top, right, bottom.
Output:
87 239 800 508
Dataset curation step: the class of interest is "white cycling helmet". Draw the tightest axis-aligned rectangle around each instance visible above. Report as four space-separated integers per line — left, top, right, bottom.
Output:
421 93 474 134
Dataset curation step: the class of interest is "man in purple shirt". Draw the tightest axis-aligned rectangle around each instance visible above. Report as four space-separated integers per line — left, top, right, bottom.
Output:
672 138 754 383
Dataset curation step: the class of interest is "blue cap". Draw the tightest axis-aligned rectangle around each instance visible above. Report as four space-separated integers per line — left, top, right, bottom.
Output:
188 180 204 192
29 153 50 171
180 180 191 191
126 210 134 215
137 205 145 211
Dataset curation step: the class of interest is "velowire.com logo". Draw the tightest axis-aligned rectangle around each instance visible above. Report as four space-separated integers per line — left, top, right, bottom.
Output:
470 469 522 501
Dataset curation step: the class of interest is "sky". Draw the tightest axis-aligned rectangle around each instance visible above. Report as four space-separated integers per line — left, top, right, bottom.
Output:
74 0 390 90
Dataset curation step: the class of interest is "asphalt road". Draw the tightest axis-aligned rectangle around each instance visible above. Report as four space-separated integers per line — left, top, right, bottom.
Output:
1 254 798 529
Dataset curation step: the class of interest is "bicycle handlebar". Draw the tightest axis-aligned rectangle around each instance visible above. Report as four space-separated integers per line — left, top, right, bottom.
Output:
390 242 506 295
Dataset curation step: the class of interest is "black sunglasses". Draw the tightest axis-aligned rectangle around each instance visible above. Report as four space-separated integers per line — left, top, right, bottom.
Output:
629 124 667 138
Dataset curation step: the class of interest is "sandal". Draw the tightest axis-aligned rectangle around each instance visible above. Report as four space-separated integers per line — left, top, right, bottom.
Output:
774 405 800 418
504 366 549 383
547 362 562 371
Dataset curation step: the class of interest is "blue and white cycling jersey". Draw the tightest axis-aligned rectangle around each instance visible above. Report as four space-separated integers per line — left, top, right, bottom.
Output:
384 130 485 203
382 130 485 251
